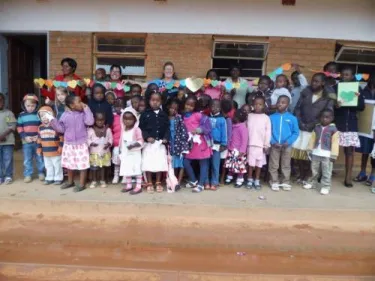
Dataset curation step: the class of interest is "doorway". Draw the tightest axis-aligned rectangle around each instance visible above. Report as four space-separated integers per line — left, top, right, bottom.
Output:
0 34 47 115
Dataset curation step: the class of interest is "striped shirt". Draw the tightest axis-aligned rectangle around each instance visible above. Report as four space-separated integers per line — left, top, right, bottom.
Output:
17 112 41 143
36 125 64 157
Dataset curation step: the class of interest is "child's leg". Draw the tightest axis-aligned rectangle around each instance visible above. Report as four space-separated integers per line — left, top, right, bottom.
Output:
43 156 54 183
320 157 333 194
79 170 87 187
155 172 163 192
268 146 281 185
280 147 292 186
177 168 184 184
226 171 234 182
253 166 262 189
67 169 74 184
183 158 197 185
22 143 33 179
210 150 221 187
344 147 354 186
145 172 154 193
360 153 369 175
122 176 133 191
32 142 45 178
2 145 14 182
112 165 120 183
53 156 63 183
129 175 143 195
220 159 226 184
247 166 254 186
192 159 209 193
99 167 107 187
304 156 321 189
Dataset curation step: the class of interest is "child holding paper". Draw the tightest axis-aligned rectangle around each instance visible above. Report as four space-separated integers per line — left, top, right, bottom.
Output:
334 66 365 187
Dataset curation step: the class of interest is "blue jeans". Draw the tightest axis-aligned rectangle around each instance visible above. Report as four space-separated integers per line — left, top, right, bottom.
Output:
184 158 209 186
23 142 45 177
0 145 14 179
210 150 221 186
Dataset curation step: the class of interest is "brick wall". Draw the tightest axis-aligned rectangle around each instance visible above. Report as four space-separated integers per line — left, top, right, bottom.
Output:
266 37 335 80
48 31 92 78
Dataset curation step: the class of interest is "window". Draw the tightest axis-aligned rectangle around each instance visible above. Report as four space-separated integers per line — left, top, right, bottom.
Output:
93 34 146 78
335 44 375 77
212 39 268 79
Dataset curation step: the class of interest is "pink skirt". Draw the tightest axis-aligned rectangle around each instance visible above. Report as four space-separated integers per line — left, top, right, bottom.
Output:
61 143 90 170
247 146 266 168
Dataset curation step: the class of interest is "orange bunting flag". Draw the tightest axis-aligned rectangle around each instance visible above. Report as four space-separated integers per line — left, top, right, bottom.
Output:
281 63 292 71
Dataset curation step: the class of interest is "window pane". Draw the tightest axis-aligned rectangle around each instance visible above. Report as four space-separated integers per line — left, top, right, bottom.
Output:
337 48 375 64
214 42 267 58
97 37 145 53
96 57 145 75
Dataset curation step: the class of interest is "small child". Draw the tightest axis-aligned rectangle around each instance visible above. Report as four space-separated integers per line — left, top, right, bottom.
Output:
88 83 114 126
50 95 94 192
129 95 142 118
37 106 64 185
247 96 271 190
105 91 117 112
166 99 189 190
130 84 142 96
95 68 107 81
290 64 308 113
225 110 248 187
88 112 113 188
240 104 251 115
219 99 233 184
119 107 144 195
183 96 212 193
139 91 169 193
17 94 45 183
270 75 292 113
304 109 339 195
111 99 124 184
222 93 237 119
138 97 146 115
247 75 272 109
0 93 17 185
198 94 212 116
176 87 187 105
208 99 227 190
54 87 69 120
204 69 222 100
269 95 299 191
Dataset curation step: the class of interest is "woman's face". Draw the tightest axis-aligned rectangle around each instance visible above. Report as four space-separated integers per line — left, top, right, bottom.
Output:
110 67 121 81
230 67 240 79
62 62 73 76
164 65 174 80
208 71 218 80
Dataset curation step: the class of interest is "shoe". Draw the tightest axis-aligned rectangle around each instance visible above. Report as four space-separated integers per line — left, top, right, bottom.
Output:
112 176 119 184
344 181 353 188
121 187 133 193
89 181 97 189
24 176 32 183
234 180 244 188
73 185 85 192
253 181 261 190
303 182 313 189
281 183 292 191
100 181 107 188
175 184 181 192
225 177 233 185
204 184 211 190
246 180 254 189
4 177 12 185
54 181 63 185
38 174 45 181
129 187 142 195
61 182 75 189
271 183 280 191
121 177 126 184
371 187 375 194
320 187 330 195
44 180 54 185
186 181 198 188
192 185 204 193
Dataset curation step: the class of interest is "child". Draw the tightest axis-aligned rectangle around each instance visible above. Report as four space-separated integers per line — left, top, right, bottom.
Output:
355 73 375 185
111 99 124 184
50 95 94 192
129 95 142 118
88 83 114 126
183 96 212 193
222 93 237 119
247 75 272 109
105 91 117 112
119 107 144 195
130 84 142 97
247 96 271 189
225 110 248 187
17 94 45 183
176 87 187 104
304 109 339 195
240 104 251 115
323 61 339 87
166 99 190 190
269 95 299 191
95 68 107 81
292 73 336 185
138 97 146 115
208 99 227 190
36 106 64 185
270 75 292 113
139 91 169 193
54 87 69 120
220 99 233 184
0 93 16 185
290 64 308 113
87 112 113 188
198 94 212 116
204 69 222 100
334 66 365 187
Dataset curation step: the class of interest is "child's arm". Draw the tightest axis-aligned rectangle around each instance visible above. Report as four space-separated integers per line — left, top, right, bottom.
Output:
220 118 228 147
330 130 340 161
139 113 151 141
16 115 28 143
285 116 300 146
58 133 64 154
264 117 271 149
50 116 65 134
0 111 16 142
104 128 113 150
240 126 249 154
36 130 42 156
162 115 170 143
307 130 316 153
196 114 212 135
83 106 94 127
270 117 277 145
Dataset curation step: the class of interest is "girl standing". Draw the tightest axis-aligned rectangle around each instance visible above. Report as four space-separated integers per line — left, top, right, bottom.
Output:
119 107 144 195
139 91 169 193
87 112 113 188
293 73 336 185
166 99 190 190
88 84 114 126
183 96 212 193
225 110 249 187
247 96 271 190
50 95 94 192
111 99 124 184
204 69 223 100
46 86 69 120
334 66 365 187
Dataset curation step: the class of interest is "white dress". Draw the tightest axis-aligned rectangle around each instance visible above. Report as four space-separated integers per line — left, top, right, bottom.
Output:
119 129 142 177
142 140 168 172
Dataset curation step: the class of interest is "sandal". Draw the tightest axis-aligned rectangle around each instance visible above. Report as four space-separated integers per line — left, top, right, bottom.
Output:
121 186 133 193
192 185 204 193
156 182 163 193
365 175 375 186
354 171 368 182
130 187 142 195
73 184 85 192
146 183 154 194
60 182 75 190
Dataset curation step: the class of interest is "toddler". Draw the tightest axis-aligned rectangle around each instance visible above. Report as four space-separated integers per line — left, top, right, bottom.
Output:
111 99 124 184
88 83 114 126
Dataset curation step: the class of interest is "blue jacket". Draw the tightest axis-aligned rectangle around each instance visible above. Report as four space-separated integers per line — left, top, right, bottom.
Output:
270 112 299 146
209 114 227 146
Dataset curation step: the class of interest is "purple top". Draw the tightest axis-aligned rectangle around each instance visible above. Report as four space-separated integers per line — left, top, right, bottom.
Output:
51 107 94 145
228 122 248 153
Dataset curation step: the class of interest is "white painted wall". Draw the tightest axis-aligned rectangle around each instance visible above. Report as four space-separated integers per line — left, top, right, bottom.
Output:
0 0 374 42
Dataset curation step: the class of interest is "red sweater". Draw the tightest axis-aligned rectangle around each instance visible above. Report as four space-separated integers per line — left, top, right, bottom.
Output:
40 74 86 101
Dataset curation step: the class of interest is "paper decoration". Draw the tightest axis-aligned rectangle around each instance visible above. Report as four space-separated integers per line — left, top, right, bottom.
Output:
358 100 375 138
224 81 233 91
281 63 292 71
355 74 363 81
337 82 359 107
67 80 77 89
185 78 204 92
275 67 283 75
84 78 91 86
45 79 53 88
211 80 219 87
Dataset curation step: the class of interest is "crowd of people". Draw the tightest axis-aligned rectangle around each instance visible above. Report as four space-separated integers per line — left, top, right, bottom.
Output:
0 57 375 196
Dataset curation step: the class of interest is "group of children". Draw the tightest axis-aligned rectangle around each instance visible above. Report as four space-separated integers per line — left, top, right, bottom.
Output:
1 61 375 195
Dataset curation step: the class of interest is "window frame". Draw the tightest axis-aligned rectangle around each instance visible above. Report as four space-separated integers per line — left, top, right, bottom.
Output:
92 33 147 77
335 45 375 66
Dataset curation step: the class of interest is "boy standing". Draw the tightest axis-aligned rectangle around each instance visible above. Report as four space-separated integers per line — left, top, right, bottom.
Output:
37 106 64 185
0 93 17 184
17 94 45 183
269 95 299 191
304 109 339 195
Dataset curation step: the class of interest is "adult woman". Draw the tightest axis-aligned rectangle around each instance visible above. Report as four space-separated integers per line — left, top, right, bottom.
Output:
108 65 126 99
149 62 179 102
41 58 85 101
224 65 252 108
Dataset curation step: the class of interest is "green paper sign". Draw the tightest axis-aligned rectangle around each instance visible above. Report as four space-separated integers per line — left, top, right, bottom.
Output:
338 82 359 107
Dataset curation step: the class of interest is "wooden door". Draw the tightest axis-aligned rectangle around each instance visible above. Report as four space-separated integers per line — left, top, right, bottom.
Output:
7 37 34 115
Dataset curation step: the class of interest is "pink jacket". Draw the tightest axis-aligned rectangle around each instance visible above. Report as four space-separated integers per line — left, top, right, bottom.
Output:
247 113 271 148
228 122 248 153
112 113 122 147
87 127 113 154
